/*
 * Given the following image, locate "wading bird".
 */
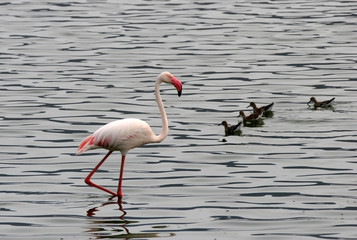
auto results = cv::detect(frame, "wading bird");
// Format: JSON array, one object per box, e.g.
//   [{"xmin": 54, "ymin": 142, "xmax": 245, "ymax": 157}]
[{"xmin": 77, "ymin": 72, "xmax": 182, "ymax": 199}]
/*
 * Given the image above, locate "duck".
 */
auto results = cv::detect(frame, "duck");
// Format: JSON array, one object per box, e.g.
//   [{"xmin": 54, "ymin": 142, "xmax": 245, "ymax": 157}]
[
  {"xmin": 238, "ymin": 110, "xmax": 264, "ymax": 127},
  {"xmin": 219, "ymin": 120, "xmax": 242, "ymax": 136},
  {"xmin": 238, "ymin": 110, "xmax": 263, "ymax": 122},
  {"xmin": 247, "ymin": 102, "xmax": 274, "ymax": 117},
  {"xmin": 307, "ymin": 97, "xmax": 335, "ymax": 108},
  {"xmin": 247, "ymin": 102, "xmax": 274, "ymax": 113}
]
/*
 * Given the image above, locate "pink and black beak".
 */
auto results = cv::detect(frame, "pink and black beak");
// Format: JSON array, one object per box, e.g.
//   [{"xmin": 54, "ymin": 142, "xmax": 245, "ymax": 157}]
[{"xmin": 171, "ymin": 76, "xmax": 182, "ymax": 97}]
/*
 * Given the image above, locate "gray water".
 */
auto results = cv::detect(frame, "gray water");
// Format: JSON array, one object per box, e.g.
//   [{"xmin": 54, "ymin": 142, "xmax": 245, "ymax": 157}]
[{"xmin": 1, "ymin": 1, "xmax": 357, "ymax": 239}]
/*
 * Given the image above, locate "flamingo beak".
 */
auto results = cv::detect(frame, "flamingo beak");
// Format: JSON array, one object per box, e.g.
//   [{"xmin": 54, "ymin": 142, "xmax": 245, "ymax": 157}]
[
  {"xmin": 178, "ymin": 87, "xmax": 182, "ymax": 97},
  {"xmin": 171, "ymin": 76, "xmax": 182, "ymax": 97}
]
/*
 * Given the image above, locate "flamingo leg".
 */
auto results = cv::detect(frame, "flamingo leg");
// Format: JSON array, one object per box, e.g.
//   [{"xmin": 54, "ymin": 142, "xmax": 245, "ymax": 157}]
[
  {"xmin": 117, "ymin": 155, "xmax": 126, "ymax": 199},
  {"xmin": 85, "ymin": 150, "xmax": 117, "ymax": 196}
]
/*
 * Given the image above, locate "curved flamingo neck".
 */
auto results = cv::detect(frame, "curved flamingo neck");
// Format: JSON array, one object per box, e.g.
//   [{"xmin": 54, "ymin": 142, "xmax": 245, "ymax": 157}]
[{"xmin": 151, "ymin": 78, "xmax": 169, "ymax": 143}]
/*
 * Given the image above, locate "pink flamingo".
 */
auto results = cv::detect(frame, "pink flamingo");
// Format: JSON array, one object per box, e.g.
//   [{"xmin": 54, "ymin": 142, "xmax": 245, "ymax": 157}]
[{"xmin": 77, "ymin": 72, "xmax": 182, "ymax": 199}]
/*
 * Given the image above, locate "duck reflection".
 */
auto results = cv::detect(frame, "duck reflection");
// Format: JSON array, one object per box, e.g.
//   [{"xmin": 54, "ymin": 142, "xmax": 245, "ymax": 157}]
[{"xmin": 86, "ymin": 198, "xmax": 174, "ymax": 239}]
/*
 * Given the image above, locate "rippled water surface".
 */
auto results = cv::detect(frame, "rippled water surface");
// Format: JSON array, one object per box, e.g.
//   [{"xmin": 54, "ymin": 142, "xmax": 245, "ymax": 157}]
[{"xmin": 1, "ymin": 1, "xmax": 357, "ymax": 239}]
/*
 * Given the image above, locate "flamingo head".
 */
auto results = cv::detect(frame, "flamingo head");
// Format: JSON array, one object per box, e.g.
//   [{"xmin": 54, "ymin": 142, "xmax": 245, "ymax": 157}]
[{"xmin": 159, "ymin": 72, "xmax": 182, "ymax": 97}]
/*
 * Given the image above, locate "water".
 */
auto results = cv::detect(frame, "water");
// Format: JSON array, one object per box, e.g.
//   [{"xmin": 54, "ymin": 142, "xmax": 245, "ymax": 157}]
[{"xmin": 1, "ymin": 0, "xmax": 357, "ymax": 239}]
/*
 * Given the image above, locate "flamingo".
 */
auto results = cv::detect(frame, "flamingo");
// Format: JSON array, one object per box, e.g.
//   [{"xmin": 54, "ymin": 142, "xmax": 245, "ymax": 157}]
[
  {"xmin": 76, "ymin": 72, "xmax": 182, "ymax": 199},
  {"xmin": 307, "ymin": 97, "xmax": 335, "ymax": 108}
]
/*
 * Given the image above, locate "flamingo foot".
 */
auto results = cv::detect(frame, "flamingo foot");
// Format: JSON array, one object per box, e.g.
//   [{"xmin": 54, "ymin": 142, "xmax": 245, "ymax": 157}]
[{"xmin": 84, "ymin": 177, "xmax": 117, "ymax": 196}]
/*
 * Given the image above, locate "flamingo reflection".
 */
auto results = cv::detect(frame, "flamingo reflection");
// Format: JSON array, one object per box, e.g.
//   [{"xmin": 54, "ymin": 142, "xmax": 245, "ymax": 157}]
[{"xmin": 86, "ymin": 199, "xmax": 131, "ymax": 236}]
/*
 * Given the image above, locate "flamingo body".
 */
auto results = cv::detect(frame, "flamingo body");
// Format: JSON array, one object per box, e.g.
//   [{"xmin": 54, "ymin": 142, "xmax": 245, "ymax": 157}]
[{"xmin": 77, "ymin": 118, "xmax": 156, "ymax": 156}]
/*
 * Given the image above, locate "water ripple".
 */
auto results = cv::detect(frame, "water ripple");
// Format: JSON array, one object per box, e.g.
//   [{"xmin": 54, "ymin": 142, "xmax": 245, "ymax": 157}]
[{"xmin": 1, "ymin": 0, "xmax": 357, "ymax": 239}]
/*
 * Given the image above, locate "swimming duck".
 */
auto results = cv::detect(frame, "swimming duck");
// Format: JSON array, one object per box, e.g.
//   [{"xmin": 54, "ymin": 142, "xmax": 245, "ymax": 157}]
[
  {"xmin": 238, "ymin": 110, "xmax": 264, "ymax": 127},
  {"xmin": 247, "ymin": 102, "xmax": 274, "ymax": 117},
  {"xmin": 219, "ymin": 120, "xmax": 242, "ymax": 136},
  {"xmin": 307, "ymin": 97, "xmax": 335, "ymax": 108},
  {"xmin": 238, "ymin": 110, "xmax": 263, "ymax": 122},
  {"xmin": 247, "ymin": 102, "xmax": 274, "ymax": 112}
]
